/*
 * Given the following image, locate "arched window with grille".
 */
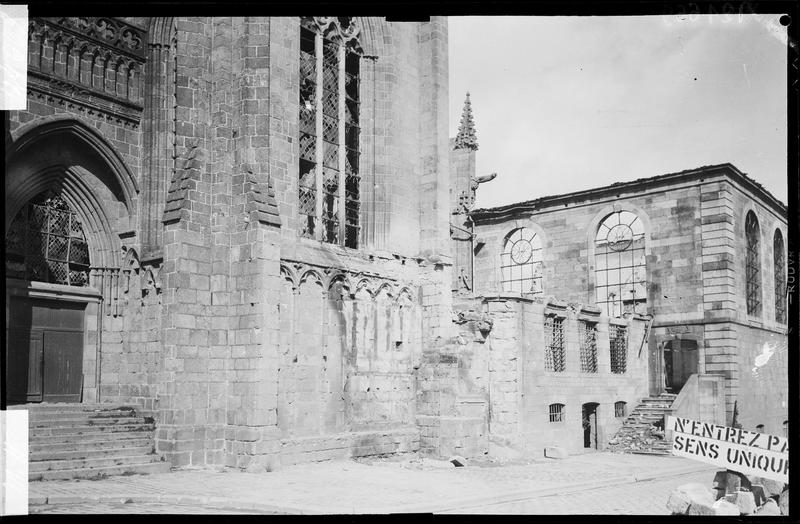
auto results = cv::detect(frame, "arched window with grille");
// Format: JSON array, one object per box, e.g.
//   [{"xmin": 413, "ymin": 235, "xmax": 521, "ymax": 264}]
[
  {"xmin": 548, "ymin": 403, "xmax": 565, "ymax": 423},
  {"xmin": 5, "ymin": 191, "xmax": 90, "ymax": 286},
  {"xmin": 298, "ymin": 17, "xmax": 362, "ymax": 248},
  {"xmin": 774, "ymin": 229, "xmax": 787, "ymax": 324},
  {"xmin": 614, "ymin": 401, "xmax": 627, "ymax": 418},
  {"xmin": 594, "ymin": 211, "xmax": 646, "ymax": 317},
  {"xmin": 500, "ymin": 227, "xmax": 543, "ymax": 294},
  {"xmin": 745, "ymin": 211, "xmax": 761, "ymax": 316}
]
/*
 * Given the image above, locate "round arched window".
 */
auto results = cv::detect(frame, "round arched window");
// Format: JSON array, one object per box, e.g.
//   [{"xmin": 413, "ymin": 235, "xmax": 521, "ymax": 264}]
[
  {"xmin": 501, "ymin": 227, "xmax": 543, "ymax": 294},
  {"xmin": 594, "ymin": 211, "xmax": 646, "ymax": 317},
  {"xmin": 5, "ymin": 191, "xmax": 90, "ymax": 286}
]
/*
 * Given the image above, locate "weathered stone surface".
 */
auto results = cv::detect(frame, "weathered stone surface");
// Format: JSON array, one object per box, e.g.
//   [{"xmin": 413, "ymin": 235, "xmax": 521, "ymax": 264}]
[
  {"xmin": 755, "ymin": 499, "xmax": 781, "ymax": 516},
  {"xmin": 750, "ymin": 484, "xmax": 768, "ymax": 506},
  {"xmin": 712, "ymin": 499, "xmax": 740, "ymax": 516},
  {"xmin": 544, "ymin": 446, "xmax": 568, "ymax": 459},
  {"xmin": 727, "ymin": 489, "xmax": 756, "ymax": 515},
  {"xmin": 687, "ymin": 500, "xmax": 716, "ymax": 515},
  {"xmin": 749, "ymin": 477, "xmax": 786, "ymax": 498},
  {"xmin": 667, "ymin": 483, "xmax": 715, "ymax": 515},
  {"xmin": 725, "ymin": 470, "xmax": 751, "ymax": 494},
  {"xmin": 778, "ymin": 489, "xmax": 789, "ymax": 516}
]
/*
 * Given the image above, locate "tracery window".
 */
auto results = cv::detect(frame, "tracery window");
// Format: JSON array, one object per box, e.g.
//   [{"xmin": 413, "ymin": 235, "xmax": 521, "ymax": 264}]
[
  {"xmin": 548, "ymin": 403, "xmax": 565, "ymax": 423},
  {"xmin": 609, "ymin": 324, "xmax": 627, "ymax": 374},
  {"xmin": 298, "ymin": 17, "xmax": 361, "ymax": 248},
  {"xmin": 774, "ymin": 229, "xmax": 786, "ymax": 324},
  {"xmin": 594, "ymin": 211, "xmax": 646, "ymax": 317},
  {"xmin": 544, "ymin": 315, "xmax": 565, "ymax": 372},
  {"xmin": 745, "ymin": 211, "xmax": 761, "ymax": 316},
  {"xmin": 5, "ymin": 191, "xmax": 90, "ymax": 286},
  {"xmin": 579, "ymin": 320, "xmax": 598, "ymax": 373},
  {"xmin": 501, "ymin": 227, "xmax": 543, "ymax": 294}
]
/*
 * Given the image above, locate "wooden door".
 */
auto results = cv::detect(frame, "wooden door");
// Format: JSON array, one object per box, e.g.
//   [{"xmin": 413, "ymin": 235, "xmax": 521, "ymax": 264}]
[
  {"xmin": 665, "ymin": 339, "xmax": 698, "ymax": 393},
  {"xmin": 6, "ymin": 297, "xmax": 85, "ymax": 404},
  {"xmin": 6, "ymin": 329, "xmax": 43, "ymax": 403},
  {"xmin": 42, "ymin": 331, "xmax": 83, "ymax": 403}
]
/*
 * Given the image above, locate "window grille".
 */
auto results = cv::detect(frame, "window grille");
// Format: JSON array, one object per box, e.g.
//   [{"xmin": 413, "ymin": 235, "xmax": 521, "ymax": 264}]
[
  {"xmin": 784, "ymin": 421, "xmax": 788, "ymax": 437},
  {"xmin": 579, "ymin": 320, "xmax": 598, "ymax": 373},
  {"xmin": 500, "ymin": 227, "xmax": 543, "ymax": 294},
  {"xmin": 544, "ymin": 315, "xmax": 565, "ymax": 372},
  {"xmin": 298, "ymin": 19, "xmax": 361, "ymax": 248},
  {"xmin": 594, "ymin": 211, "xmax": 646, "ymax": 317},
  {"xmin": 5, "ymin": 191, "xmax": 90, "ymax": 286},
  {"xmin": 609, "ymin": 324, "xmax": 627, "ymax": 374},
  {"xmin": 614, "ymin": 401, "xmax": 626, "ymax": 418},
  {"xmin": 745, "ymin": 211, "xmax": 761, "ymax": 316},
  {"xmin": 774, "ymin": 229, "xmax": 786, "ymax": 324},
  {"xmin": 549, "ymin": 403, "xmax": 564, "ymax": 423}
]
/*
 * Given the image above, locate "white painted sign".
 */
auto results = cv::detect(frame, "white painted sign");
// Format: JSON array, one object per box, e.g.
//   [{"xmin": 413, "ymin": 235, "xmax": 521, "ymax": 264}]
[{"xmin": 667, "ymin": 416, "xmax": 788, "ymax": 484}]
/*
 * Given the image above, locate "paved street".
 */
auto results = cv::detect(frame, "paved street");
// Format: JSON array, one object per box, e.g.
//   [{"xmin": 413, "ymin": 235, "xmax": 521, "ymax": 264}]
[
  {"xmin": 443, "ymin": 470, "xmax": 713, "ymax": 514},
  {"xmin": 26, "ymin": 451, "xmax": 717, "ymax": 515}
]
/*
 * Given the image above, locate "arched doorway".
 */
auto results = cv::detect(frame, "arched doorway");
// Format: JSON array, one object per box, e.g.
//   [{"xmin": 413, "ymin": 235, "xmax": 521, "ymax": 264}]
[
  {"xmin": 664, "ymin": 339, "xmax": 698, "ymax": 394},
  {"xmin": 6, "ymin": 191, "xmax": 91, "ymax": 403},
  {"xmin": 582, "ymin": 402, "xmax": 600, "ymax": 449}
]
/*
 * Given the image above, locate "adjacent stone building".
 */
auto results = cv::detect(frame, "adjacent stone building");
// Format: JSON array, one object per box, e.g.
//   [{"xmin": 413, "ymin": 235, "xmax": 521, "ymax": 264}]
[{"xmin": 467, "ymin": 163, "xmax": 789, "ymax": 438}]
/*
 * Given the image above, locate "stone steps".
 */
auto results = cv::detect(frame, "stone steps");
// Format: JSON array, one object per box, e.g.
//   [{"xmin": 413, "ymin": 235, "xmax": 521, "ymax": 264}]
[
  {"xmin": 31, "ymin": 437, "xmax": 153, "ymax": 453},
  {"xmin": 23, "ymin": 403, "xmax": 169, "ymax": 481},
  {"xmin": 30, "ymin": 461, "xmax": 171, "ymax": 481}
]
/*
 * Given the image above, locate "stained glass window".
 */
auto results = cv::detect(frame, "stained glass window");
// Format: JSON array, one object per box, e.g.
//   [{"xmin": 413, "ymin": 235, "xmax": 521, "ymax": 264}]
[
  {"xmin": 5, "ymin": 191, "xmax": 90, "ymax": 286},
  {"xmin": 594, "ymin": 211, "xmax": 646, "ymax": 317},
  {"xmin": 298, "ymin": 18, "xmax": 361, "ymax": 248},
  {"xmin": 501, "ymin": 227, "xmax": 543, "ymax": 294},
  {"xmin": 745, "ymin": 211, "xmax": 761, "ymax": 316},
  {"xmin": 774, "ymin": 229, "xmax": 786, "ymax": 324}
]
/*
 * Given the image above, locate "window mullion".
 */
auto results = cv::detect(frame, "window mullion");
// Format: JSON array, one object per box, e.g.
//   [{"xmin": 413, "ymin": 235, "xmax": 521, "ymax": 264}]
[
  {"xmin": 314, "ymin": 32, "xmax": 324, "ymax": 242},
  {"xmin": 337, "ymin": 44, "xmax": 346, "ymax": 245}
]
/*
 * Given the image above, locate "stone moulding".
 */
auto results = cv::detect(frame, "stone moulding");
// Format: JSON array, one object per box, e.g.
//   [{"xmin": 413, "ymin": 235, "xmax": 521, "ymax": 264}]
[
  {"xmin": 27, "ymin": 70, "xmax": 144, "ymax": 127},
  {"xmin": 41, "ymin": 17, "xmax": 147, "ymax": 60},
  {"xmin": 300, "ymin": 16, "xmax": 364, "ymax": 54},
  {"xmin": 280, "ymin": 259, "xmax": 415, "ymax": 300}
]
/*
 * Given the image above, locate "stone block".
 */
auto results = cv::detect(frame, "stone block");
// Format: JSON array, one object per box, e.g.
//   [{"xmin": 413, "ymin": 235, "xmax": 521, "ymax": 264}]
[
  {"xmin": 712, "ymin": 499, "xmax": 740, "ymax": 516},
  {"xmin": 725, "ymin": 490, "xmax": 756, "ymax": 515},
  {"xmin": 667, "ymin": 483, "xmax": 715, "ymax": 515},
  {"xmin": 543, "ymin": 446, "xmax": 568, "ymax": 459},
  {"xmin": 755, "ymin": 499, "xmax": 781, "ymax": 516},
  {"xmin": 449, "ymin": 455, "xmax": 467, "ymax": 467},
  {"xmin": 778, "ymin": 489, "xmax": 788, "ymax": 515},
  {"xmin": 749, "ymin": 477, "xmax": 785, "ymax": 498}
]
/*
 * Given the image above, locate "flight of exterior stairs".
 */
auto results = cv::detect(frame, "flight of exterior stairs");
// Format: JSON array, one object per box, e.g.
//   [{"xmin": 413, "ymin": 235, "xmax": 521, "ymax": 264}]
[
  {"xmin": 16, "ymin": 403, "xmax": 171, "ymax": 481},
  {"xmin": 607, "ymin": 393, "xmax": 677, "ymax": 455}
]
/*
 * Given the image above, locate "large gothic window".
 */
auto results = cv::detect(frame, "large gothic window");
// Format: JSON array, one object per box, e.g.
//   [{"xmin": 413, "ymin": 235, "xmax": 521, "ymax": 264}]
[
  {"xmin": 5, "ymin": 191, "xmax": 90, "ymax": 286},
  {"xmin": 745, "ymin": 211, "xmax": 761, "ymax": 316},
  {"xmin": 500, "ymin": 227, "xmax": 543, "ymax": 294},
  {"xmin": 594, "ymin": 211, "xmax": 646, "ymax": 317},
  {"xmin": 774, "ymin": 229, "xmax": 786, "ymax": 324},
  {"xmin": 298, "ymin": 17, "xmax": 361, "ymax": 248}
]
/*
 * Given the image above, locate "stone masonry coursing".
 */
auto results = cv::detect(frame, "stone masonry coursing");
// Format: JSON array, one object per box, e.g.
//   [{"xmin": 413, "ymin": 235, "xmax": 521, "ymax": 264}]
[
  {"xmin": 469, "ymin": 165, "xmax": 788, "ymax": 436},
  {"xmin": 4, "ymin": 16, "xmax": 455, "ymax": 470}
]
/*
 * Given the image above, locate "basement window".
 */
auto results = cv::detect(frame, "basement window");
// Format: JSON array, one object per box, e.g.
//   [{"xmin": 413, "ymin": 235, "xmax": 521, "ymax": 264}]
[
  {"xmin": 548, "ymin": 403, "xmax": 565, "ymax": 423},
  {"xmin": 614, "ymin": 401, "xmax": 626, "ymax": 418}
]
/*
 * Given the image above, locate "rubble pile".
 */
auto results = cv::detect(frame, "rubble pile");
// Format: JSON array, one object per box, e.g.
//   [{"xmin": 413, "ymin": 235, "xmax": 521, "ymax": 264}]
[
  {"xmin": 668, "ymin": 470, "xmax": 789, "ymax": 516},
  {"xmin": 607, "ymin": 394, "xmax": 675, "ymax": 455}
]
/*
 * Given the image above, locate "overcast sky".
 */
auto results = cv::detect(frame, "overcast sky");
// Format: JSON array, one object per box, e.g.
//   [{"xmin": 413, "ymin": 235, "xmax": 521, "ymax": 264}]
[{"xmin": 448, "ymin": 15, "xmax": 788, "ymax": 209}]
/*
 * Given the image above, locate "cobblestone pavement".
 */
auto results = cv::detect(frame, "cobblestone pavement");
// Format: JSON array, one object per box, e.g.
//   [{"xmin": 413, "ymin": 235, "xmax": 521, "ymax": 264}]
[
  {"xmin": 441, "ymin": 470, "xmax": 714, "ymax": 514},
  {"xmin": 27, "ymin": 451, "xmax": 716, "ymax": 514}
]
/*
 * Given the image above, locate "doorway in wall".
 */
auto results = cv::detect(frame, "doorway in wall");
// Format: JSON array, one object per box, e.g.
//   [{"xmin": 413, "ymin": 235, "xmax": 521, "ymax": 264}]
[
  {"xmin": 664, "ymin": 339, "xmax": 698, "ymax": 394},
  {"xmin": 582, "ymin": 402, "xmax": 600, "ymax": 449}
]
